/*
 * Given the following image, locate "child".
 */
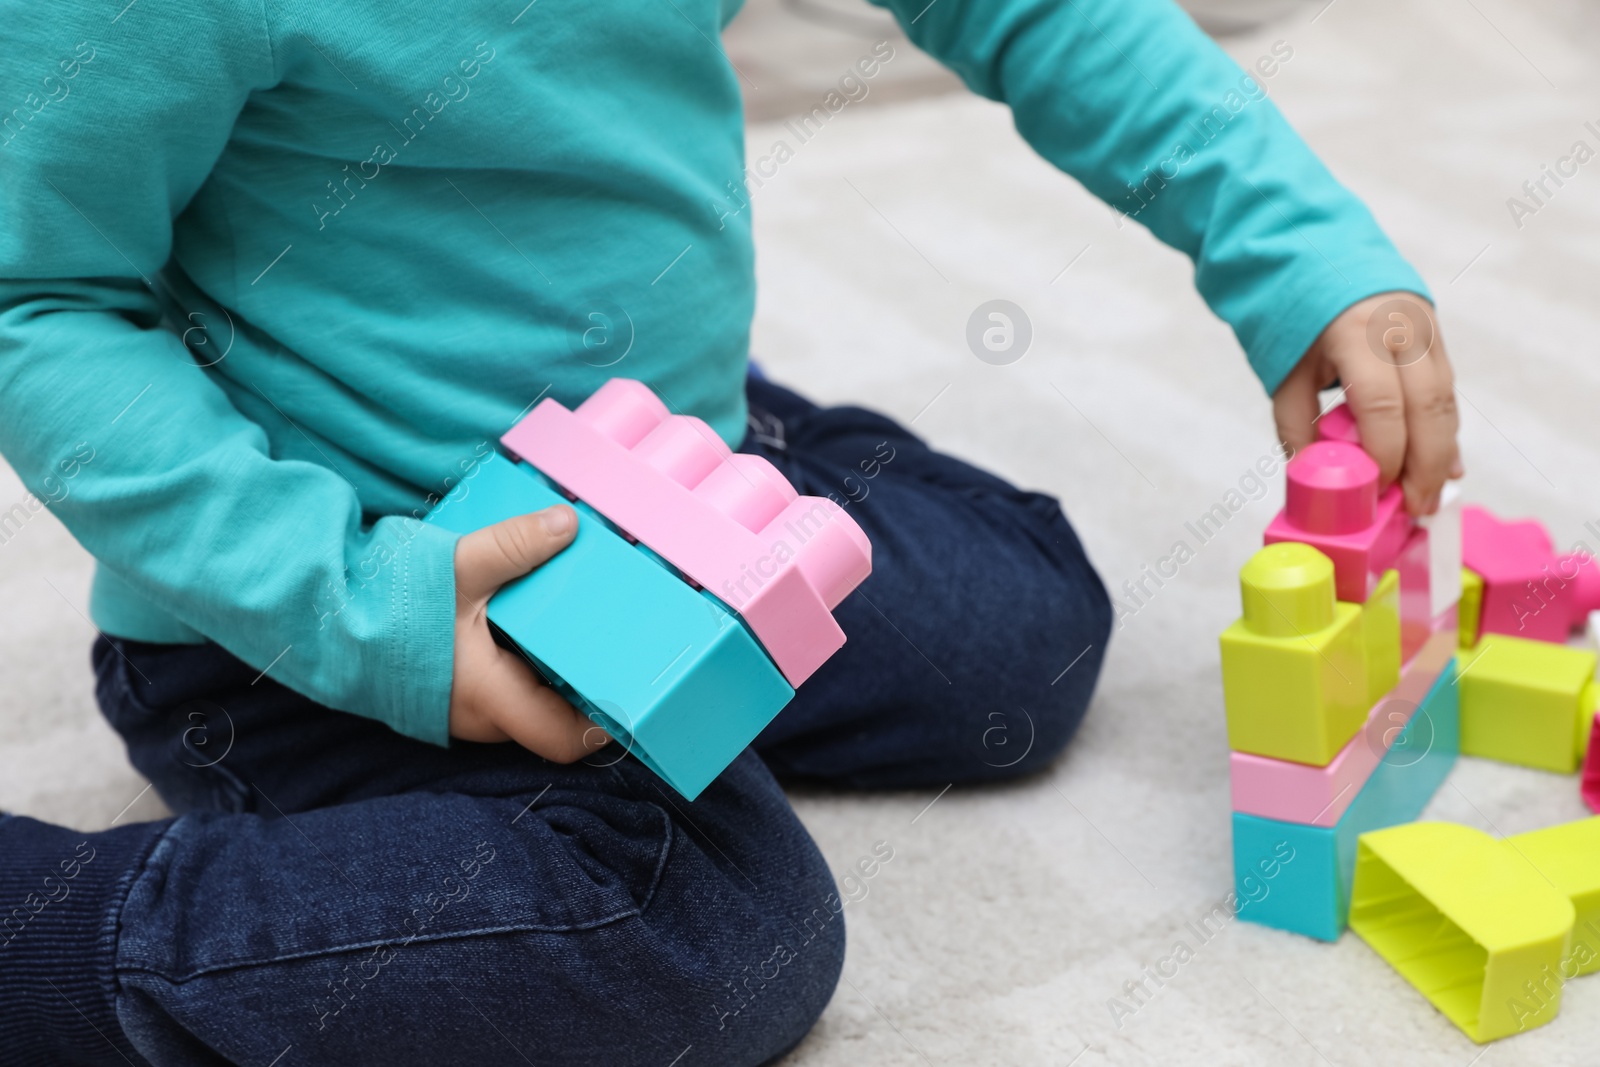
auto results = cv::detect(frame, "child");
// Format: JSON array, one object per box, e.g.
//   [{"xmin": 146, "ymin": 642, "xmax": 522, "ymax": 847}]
[{"xmin": 0, "ymin": 0, "xmax": 1458, "ymax": 1063}]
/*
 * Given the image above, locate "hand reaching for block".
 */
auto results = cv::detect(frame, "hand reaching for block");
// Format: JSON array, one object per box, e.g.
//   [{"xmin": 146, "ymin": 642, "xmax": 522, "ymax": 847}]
[{"xmin": 1272, "ymin": 292, "xmax": 1463, "ymax": 518}]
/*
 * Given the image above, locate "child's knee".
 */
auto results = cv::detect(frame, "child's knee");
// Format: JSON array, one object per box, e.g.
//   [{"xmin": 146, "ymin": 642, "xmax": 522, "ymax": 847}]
[{"xmin": 972, "ymin": 526, "xmax": 1113, "ymax": 779}]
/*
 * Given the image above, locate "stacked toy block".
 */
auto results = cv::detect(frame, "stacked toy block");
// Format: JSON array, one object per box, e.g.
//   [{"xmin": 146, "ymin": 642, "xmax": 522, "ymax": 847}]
[
  {"xmin": 1226, "ymin": 425, "xmax": 1461, "ymax": 942},
  {"xmin": 426, "ymin": 378, "xmax": 871, "ymax": 800},
  {"xmin": 1225, "ymin": 406, "xmax": 1600, "ymax": 1042}
]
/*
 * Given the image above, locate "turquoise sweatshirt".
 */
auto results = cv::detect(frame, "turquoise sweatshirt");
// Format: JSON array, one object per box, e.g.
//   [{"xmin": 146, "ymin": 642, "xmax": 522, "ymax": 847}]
[{"xmin": 0, "ymin": 0, "xmax": 1427, "ymax": 744}]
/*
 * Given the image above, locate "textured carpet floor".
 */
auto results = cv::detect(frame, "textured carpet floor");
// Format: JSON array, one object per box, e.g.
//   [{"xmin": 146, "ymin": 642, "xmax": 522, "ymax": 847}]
[{"xmin": 5, "ymin": 1, "xmax": 1600, "ymax": 1063}]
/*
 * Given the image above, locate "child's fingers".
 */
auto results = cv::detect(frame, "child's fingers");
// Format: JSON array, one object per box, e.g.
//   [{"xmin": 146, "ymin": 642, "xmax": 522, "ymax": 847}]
[
  {"xmin": 1271, "ymin": 350, "xmax": 1326, "ymax": 456},
  {"xmin": 1330, "ymin": 309, "xmax": 1408, "ymax": 490},
  {"xmin": 479, "ymin": 643, "xmax": 605, "ymax": 763},
  {"xmin": 1397, "ymin": 329, "xmax": 1460, "ymax": 516},
  {"xmin": 454, "ymin": 505, "xmax": 577, "ymax": 603}
]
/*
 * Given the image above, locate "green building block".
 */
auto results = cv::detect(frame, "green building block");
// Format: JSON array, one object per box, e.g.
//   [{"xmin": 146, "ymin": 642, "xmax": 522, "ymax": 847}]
[
  {"xmin": 1506, "ymin": 817, "xmax": 1600, "ymax": 978},
  {"xmin": 1460, "ymin": 567, "xmax": 1483, "ymax": 650},
  {"xmin": 1350, "ymin": 822, "xmax": 1575, "ymax": 1043},
  {"xmin": 1458, "ymin": 633, "xmax": 1598, "ymax": 773},
  {"xmin": 1363, "ymin": 568, "xmax": 1402, "ymax": 706},
  {"xmin": 1221, "ymin": 543, "xmax": 1368, "ymax": 766}
]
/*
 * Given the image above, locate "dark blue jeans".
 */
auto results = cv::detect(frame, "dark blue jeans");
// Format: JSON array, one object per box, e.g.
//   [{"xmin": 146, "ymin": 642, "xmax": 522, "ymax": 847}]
[{"xmin": 0, "ymin": 378, "xmax": 1111, "ymax": 1066}]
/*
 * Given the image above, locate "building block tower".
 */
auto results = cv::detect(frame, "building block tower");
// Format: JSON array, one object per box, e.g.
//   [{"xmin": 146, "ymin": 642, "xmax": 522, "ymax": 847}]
[
  {"xmin": 426, "ymin": 378, "xmax": 871, "ymax": 800},
  {"xmin": 1231, "ymin": 405, "xmax": 1600, "ymax": 1043},
  {"xmin": 1227, "ymin": 409, "xmax": 1460, "ymax": 942}
]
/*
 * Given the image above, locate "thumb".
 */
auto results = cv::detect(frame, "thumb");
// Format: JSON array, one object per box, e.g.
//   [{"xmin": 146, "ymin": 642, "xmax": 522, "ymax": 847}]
[
  {"xmin": 1271, "ymin": 352, "xmax": 1325, "ymax": 458},
  {"xmin": 455, "ymin": 505, "xmax": 577, "ymax": 603}
]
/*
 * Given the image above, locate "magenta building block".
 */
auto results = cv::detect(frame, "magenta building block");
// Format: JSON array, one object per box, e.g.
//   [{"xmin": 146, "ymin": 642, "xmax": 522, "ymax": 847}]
[
  {"xmin": 1314, "ymin": 402, "xmax": 1361, "ymax": 446},
  {"xmin": 1585, "ymin": 717, "xmax": 1600, "ymax": 815},
  {"xmin": 1463, "ymin": 505, "xmax": 1600, "ymax": 642},
  {"xmin": 501, "ymin": 379, "xmax": 872, "ymax": 686},
  {"xmin": 1263, "ymin": 441, "xmax": 1412, "ymax": 603},
  {"xmin": 1231, "ymin": 620, "xmax": 1455, "ymax": 827}
]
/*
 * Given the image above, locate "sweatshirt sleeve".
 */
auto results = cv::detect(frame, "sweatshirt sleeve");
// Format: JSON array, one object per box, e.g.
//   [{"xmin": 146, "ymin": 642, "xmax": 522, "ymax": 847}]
[
  {"xmin": 0, "ymin": 4, "xmax": 459, "ymax": 744},
  {"xmin": 869, "ymin": 0, "xmax": 1430, "ymax": 393}
]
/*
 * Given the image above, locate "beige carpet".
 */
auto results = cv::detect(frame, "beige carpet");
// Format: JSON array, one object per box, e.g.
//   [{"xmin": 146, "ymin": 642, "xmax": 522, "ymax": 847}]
[{"xmin": 6, "ymin": 1, "xmax": 1600, "ymax": 1063}]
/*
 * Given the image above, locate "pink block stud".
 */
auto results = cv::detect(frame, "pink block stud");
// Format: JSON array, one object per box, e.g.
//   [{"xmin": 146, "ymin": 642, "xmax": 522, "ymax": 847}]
[
  {"xmin": 693, "ymin": 454, "xmax": 797, "ymax": 533},
  {"xmin": 1463, "ymin": 506, "xmax": 1597, "ymax": 642},
  {"xmin": 501, "ymin": 381, "xmax": 872, "ymax": 686},
  {"xmin": 634, "ymin": 415, "xmax": 732, "ymax": 489},
  {"xmin": 1314, "ymin": 402, "xmax": 1361, "ymax": 446},
  {"xmin": 760, "ymin": 497, "xmax": 873, "ymax": 611},
  {"xmin": 575, "ymin": 378, "xmax": 670, "ymax": 448},
  {"xmin": 1264, "ymin": 441, "xmax": 1411, "ymax": 603},
  {"xmin": 1230, "ymin": 623, "xmax": 1456, "ymax": 826}
]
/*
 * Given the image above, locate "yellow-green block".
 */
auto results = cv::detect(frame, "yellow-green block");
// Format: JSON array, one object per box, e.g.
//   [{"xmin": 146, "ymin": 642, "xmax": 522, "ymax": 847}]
[
  {"xmin": 1458, "ymin": 634, "xmax": 1598, "ymax": 773},
  {"xmin": 1507, "ymin": 817, "xmax": 1600, "ymax": 978},
  {"xmin": 1221, "ymin": 543, "xmax": 1367, "ymax": 766},
  {"xmin": 1363, "ymin": 569, "xmax": 1402, "ymax": 706},
  {"xmin": 1351, "ymin": 822, "xmax": 1575, "ymax": 1043},
  {"xmin": 1460, "ymin": 567, "xmax": 1484, "ymax": 650}
]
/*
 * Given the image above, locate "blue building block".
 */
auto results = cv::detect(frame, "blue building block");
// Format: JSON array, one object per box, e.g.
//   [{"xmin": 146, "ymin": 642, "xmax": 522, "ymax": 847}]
[
  {"xmin": 425, "ymin": 452, "xmax": 794, "ymax": 800},
  {"xmin": 1232, "ymin": 658, "xmax": 1459, "ymax": 941}
]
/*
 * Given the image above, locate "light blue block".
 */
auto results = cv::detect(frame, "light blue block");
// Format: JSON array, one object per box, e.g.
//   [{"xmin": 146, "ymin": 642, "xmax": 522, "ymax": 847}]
[
  {"xmin": 425, "ymin": 452, "xmax": 794, "ymax": 799},
  {"xmin": 1233, "ymin": 657, "xmax": 1459, "ymax": 941}
]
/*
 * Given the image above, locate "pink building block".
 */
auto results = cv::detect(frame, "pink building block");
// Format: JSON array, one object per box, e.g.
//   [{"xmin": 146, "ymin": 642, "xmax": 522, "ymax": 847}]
[
  {"xmin": 1585, "ymin": 717, "xmax": 1600, "ymax": 815},
  {"xmin": 1231, "ymin": 621, "xmax": 1456, "ymax": 826},
  {"xmin": 1462, "ymin": 506, "xmax": 1600, "ymax": 643},
  {"xmin": 500, "ymin": 379, "xmax": 872, "ymax": 686},
  {"xmin": 1264, "ymin": 441, "xmax": 1411, "ymax": 603},
  {"xmin": 1314, "ymin": 402, "xmax": 1361, "ymax": 446}
]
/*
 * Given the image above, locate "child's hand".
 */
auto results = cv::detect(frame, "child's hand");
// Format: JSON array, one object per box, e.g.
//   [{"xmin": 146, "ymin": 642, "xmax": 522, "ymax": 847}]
[
  {"xmin": 1273, "ymin": 292, "xmax": 1463, "ymax": 517},
  {"xmin": 448, "ymin": 505, "xmax": 609, "ymax": 762}
]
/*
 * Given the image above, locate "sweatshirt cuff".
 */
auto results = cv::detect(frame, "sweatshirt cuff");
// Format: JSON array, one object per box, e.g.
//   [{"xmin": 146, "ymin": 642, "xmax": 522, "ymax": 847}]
[
  {"xmin": 376, "ymin": 517, "xmax": 459, "ymax": 747},
  {"xmin": 1244, "ymin": 255, "xmax": 1433, "ymax": 397}
]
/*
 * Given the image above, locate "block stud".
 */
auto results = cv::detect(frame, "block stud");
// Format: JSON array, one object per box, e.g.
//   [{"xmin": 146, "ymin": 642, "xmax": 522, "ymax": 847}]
[
  {"xmin": 1240, "ymin": 542, "xmax": 1337, "ymax": 637},
  {"xmin": 761, "ymin": 497, "xmax": 872, "ymax": 610},
  {"xmin": 574, "ymin": 378, "xmax": 670, "ymax": 448},
  {"xmin": 633, "ymin": 415, "xmax": 732, "ymax": 489},
  {"xmin": 1314, "ymin": 402, "xmax": 1361, "ymax": 446},
  {"xmin": 1286, "ymin": 441, "xmax": 1379, "ymax": 535},
  {"xmin": 694, "ymin": 454, "xmax": 798, "ymax": 533}
]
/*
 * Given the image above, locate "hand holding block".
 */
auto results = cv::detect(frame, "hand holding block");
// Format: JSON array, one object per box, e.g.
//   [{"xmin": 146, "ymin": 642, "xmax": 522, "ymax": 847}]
[
  {"xmin": 1221, "ymin": 542, "xmax": 1368, "ymax": 765},
  {"xmin": 500, "ymin": 379, "xmax": 871, "ymax": 685},
  {"xmin": 1307, "ymin": 406, "xmax": 1459, "ymax": 625},
  {"xmin": 425, "ymin": 452, "xmax": 794, "ymax": 800},
  {"xmin": 1263, "ymin": 441, "xmax": 1410, "ymax": 603},
  {"xmin": 1463, "ymin": 506, "xmax": 1600, "ymax": 642},
  {"xmin": 1350, "ymin": 822, "xmax": 1575, "ymax": 1043},
  {"xmin": 1457, "ymin": 633, "xmax": 1599, "ymax": 773}
]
